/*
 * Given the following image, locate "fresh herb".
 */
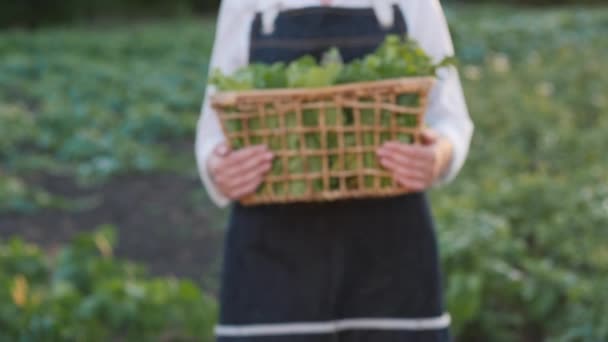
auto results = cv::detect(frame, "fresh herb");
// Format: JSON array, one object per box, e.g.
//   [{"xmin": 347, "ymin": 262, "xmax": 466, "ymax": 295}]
[{"xmin": 210, "ymin": 35, "xmax": 456, "ymax": 196}]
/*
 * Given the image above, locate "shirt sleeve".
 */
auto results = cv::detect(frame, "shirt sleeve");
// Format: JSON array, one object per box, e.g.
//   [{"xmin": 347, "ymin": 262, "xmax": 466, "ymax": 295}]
[
  {"xmin": 400, "ymin": 0, "xmax": 474, "ymax": 186},
  {"xmin": 194, "ymin": 1, "xmax": 254, "ymax": 208}
]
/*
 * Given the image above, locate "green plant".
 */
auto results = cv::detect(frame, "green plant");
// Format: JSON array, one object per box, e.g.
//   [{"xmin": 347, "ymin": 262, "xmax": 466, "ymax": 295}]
[
  {"xmin": 0, "ymin": 227, "xmax": 217, "ymax": 341},
  {"xmin": 0, "ymin": 20, "xmax": 215, "ymax": 213},
  {"xmin": 210, "ymin": 35, "xmax": 449, "ymax": 197},
  {"xmin": 434, "ymin": 6, "xmax": 608, "ymax": 341},
  {"xmin": 210, "ymin": 35, "xmax": 454, "ymax": 91}
]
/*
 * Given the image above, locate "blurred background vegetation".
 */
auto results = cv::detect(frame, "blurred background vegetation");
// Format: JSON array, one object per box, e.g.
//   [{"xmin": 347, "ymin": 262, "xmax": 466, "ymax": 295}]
[
  {"xmin": 0, "ymin": 0, "xmax": 605, "ymax": 28},
  {"xmin": 1, "ymin": 0, "xmax": 607, "ymax": 341}
]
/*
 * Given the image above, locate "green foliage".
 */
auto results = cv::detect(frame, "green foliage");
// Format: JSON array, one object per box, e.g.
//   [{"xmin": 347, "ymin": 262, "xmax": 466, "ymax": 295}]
[
  {"xmin": 0, "ymin": 0, "xmax": 221, "ymax": 29},
  {"xmin": 434, "ymin": 6, "xmax": 608, "ymax": 341},
  {"xmin": 1, "ymin": 5, "xmax": 608, "ymax": 340},
  {"xmin": 0, "ymin": 20, "xmax": 215, "ymax": 213},
  {"xmin": 337, "ymin": 35, "xmax": 447, "ymax": 83},
  {"xmin": 210, "ymin": 35, "xmax": 453, "ymax": 91},
  {"xmin": 0, "ymin": 227, "xmax": 217, "ymax": 341},
  {"xmin": 3, "ymin": 1, "xmax": 604, "ymax": 30},
  {"xmin": 0, "ymin": 174, "xmax": 71, "ymax": 214}
]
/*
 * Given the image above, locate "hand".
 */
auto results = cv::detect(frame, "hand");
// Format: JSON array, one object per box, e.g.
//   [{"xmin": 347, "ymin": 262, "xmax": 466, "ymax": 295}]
[
  {"xmin": 376, "ymin": 128, "xmax": 453, "ymax": 192},
  {"xmin": 207, "ymin": 142, "xmax": 274, "ymax": 200}
]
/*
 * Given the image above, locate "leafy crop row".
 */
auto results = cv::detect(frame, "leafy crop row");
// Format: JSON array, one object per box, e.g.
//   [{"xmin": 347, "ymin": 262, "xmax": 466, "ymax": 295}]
[
  {"xmin": 436, "ymin": 7, "xmax": 608, "ymax": 341},
  {"xmin": 0, "ymin": 21, "xmax": 215, "ymax": 213},
  {"xmin": 0, "ymin": 228, "xmax": 217, "ymax": 341}
]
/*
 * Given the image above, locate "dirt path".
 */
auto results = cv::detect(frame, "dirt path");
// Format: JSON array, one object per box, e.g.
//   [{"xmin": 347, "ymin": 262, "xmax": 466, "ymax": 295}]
[{"xmin": 0, "ymin": 173, "xmax": 226, "ymax": 294}]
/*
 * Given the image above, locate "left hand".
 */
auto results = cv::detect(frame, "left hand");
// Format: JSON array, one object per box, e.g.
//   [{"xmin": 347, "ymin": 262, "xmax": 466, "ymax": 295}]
[{"xmin": 377, "ymin": 128, "xmax": 454, "ymax": 192}]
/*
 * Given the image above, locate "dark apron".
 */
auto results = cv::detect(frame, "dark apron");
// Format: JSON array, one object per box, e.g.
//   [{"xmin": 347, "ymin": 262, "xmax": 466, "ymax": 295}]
[{"xmin": 216, "ymin": 5, "xmax": 450, "ymax": 342}]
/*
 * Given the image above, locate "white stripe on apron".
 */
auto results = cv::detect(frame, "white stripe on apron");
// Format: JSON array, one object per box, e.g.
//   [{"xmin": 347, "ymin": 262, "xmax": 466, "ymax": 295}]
[{"xmin": 216, "ymin": 313, "xmax": 451, "ymax": 337}]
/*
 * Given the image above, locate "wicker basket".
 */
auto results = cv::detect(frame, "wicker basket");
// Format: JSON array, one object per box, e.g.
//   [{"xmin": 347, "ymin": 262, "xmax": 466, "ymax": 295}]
[{"xmin": 211, "ymin": 76, "xmax": 436, "ymax": 206}]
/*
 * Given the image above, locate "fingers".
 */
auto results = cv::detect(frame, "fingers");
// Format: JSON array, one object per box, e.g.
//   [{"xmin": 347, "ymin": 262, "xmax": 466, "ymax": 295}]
[
  {"xmin": 213, "ymin": 142, "xmax": 231, "ymax": 157},
  {"xmin": 377, "ymin": 143, "xmax": 434, "ymax": 173},
  {"xmin": 211, "ymin": 144, "xmax": 275, "ymax": 200},
  {"xmin": 212, "ymin": 135, "xmax": 441, "ymax": 198},
  {"xmin": 420, "ymin": 128, "xmax": 440, "ymax": 146},
  {"xmin": 222, "ymin": 148, "xmax": 273, "ymax": 180},
  {"xmin": 379, "ymin": 141, "xmax": 436, "ymax": 164},
  {"xmin": 229, "ymin": 174, "xmax": 264, "ymax": 199},
  {"xmin": 378, "ymin": 157, "xmax": 428, "ymax": 182},
  {"xmin": 395, "ymin": 177, "xmax": 427, "ymax": 192},
  {"xmin": 376, "ymin": 141, "xmax": 437, "ymax": 192},
  {"xmin": 224, "ymin": 162, "xmax": 272, "ymax": 195},
  {"xmin": 377, "ymin": 149, "xmax": 428, "ymax": 172},
  {"xmin": 379, "ymin": 156, "xmax": 431, "ymax": 191},
  {"xmin": 222, "ymin": 145, "xmax": 270, "ymax": 169}
]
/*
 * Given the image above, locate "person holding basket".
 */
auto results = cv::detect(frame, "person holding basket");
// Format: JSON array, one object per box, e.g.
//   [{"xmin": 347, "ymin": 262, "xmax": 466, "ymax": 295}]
[{"xmin": 195, "ymin": 0, "xmax": 473, "ymax": 341}]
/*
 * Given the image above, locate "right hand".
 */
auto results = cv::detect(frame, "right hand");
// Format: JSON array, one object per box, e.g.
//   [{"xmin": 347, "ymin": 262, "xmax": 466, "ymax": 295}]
[{"xmin": 207, "ymin": 142, "xmax": 274, "ymax": 200}]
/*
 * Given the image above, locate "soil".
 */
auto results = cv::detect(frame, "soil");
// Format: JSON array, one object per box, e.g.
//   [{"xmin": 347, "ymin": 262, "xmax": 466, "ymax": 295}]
[{"xmin": 0, "ymin": 173, "xmax": 227, "ymax": 294}]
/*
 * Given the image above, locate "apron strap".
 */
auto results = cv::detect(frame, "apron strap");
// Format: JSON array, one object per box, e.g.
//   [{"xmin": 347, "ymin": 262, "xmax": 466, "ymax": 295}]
[
  {"xmin": 257, "ymin": 0, "xmax": 399, "ymax": 35},
  {"xmin": 257, "ymin": 0, "xmax": 283, "ymax": 35},
  {"xmin": 373, "ymin": 0, "xmax": 400, "ymax": 29}
]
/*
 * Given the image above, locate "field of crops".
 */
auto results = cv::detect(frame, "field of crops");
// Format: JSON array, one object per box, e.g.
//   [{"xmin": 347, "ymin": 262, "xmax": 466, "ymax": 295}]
[{"xmin": 1, "ymin": 5, "xmax": 607, "ymax": 341}]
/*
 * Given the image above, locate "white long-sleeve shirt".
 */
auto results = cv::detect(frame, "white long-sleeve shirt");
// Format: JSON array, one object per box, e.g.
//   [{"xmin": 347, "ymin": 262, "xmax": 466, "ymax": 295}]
[{"xmin": 195, "ymin": 0, "xmax": 474, "ymax": 208}]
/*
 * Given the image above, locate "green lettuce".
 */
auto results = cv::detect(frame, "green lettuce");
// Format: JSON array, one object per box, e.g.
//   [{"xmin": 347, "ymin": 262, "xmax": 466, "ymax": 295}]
[{"xmin": 209, "ymin": 35, "xmax": 455, "ymax": 198}]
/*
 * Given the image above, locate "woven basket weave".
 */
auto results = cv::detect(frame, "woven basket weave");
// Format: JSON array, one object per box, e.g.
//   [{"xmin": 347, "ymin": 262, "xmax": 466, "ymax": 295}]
[{"xmin": 211, "ymin": 76, "xmax": 436, "ymax": 206}]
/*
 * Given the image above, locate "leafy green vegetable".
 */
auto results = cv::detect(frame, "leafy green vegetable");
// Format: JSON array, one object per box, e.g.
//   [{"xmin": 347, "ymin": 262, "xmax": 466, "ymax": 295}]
[
  {"xmin": 287, "ymin": 55, "xmax": 342, "ymax": 88},
  {"xmin": 210, "ymin": 62, "xmax": 288, "ymax": 92},
  {"xmin": 210, "ymin": 35, "xmax": 455, "ymax": 197},
  {"xmin": 210, "ymin": 35, "xmax": 453, "ymax": 91}
]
